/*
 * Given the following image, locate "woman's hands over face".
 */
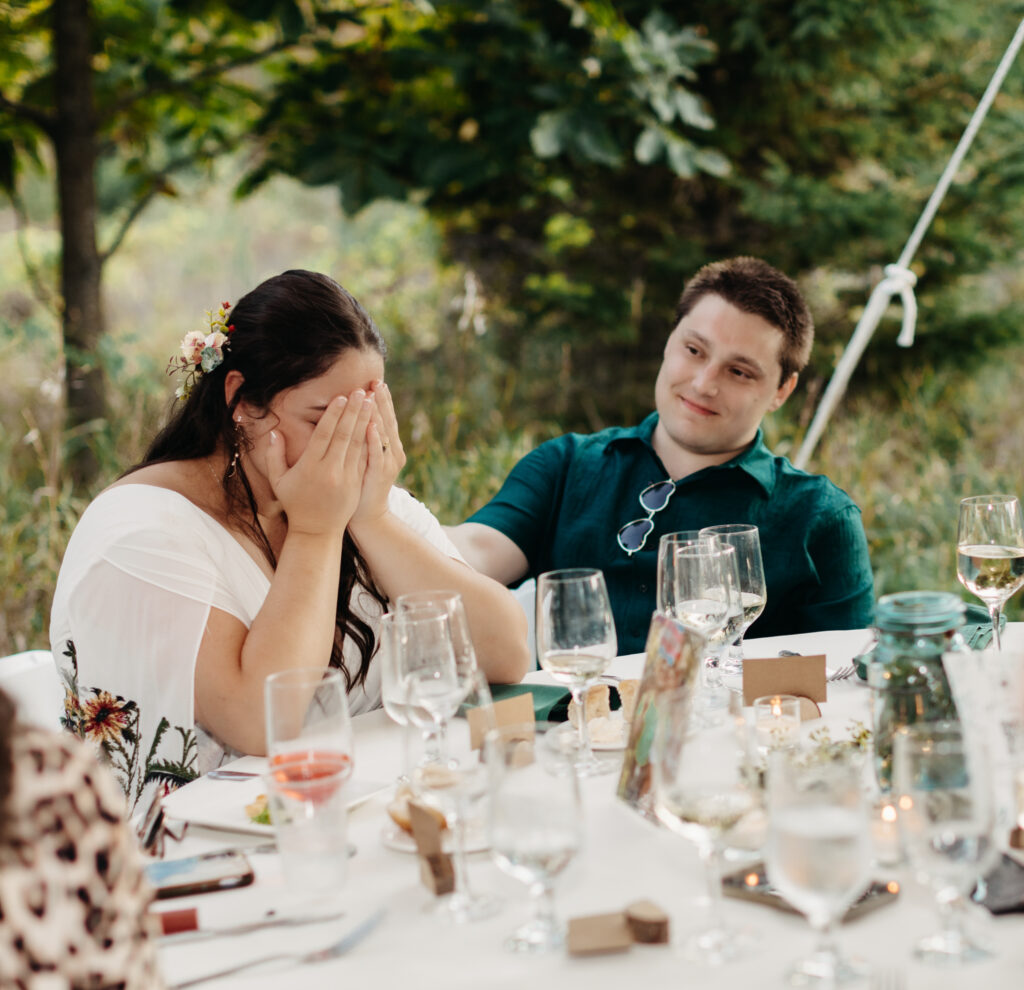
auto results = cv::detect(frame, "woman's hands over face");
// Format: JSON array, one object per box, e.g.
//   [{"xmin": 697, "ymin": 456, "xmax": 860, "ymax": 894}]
[
  {"xmin": 265, "ymin": 389, "xmax": 375, "ymax": 539},
  {"xmin": 350, "ymin": 380, "xmax": 406, "ymax": 528}
]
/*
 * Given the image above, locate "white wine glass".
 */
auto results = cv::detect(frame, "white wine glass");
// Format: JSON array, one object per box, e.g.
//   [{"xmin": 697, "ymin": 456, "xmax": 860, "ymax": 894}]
[
  {"xmin": 700, "ymin": 523, "xmax": 766, "ymax": 676},
  {"xmin": 650, "ymin": 686, "xmax": 759, "ymax": 964},
  {"xmin": 535, "ymin": 568, "xmax": 618, "ymax": 776},
  {"xmin": 485, "ymin": 721, "xmax": 582, "ymax": 953},
  {"xmin": 956, "ymin": 494, "xmax": 1024, "ymax": 650},
  {"xmin": 894, "ymin": 721, "xmax": 998, "ymax": 965},
  {"xmin": 663, "ymin": 543, "xmax": 742, "ymax": 719},
  {"xmin": 765, "ymin": 748, "xmax": 872, "ymax": 985}
]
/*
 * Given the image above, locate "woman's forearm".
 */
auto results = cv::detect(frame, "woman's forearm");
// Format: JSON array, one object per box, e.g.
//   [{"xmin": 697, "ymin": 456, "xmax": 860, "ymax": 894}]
[
  {"xmin": 350, "ymin": 513, "xmax": 530, "ymax": 684},
  {"xmin": 195, "ymin": 531, "xmax": 344, "ymax": 753}
]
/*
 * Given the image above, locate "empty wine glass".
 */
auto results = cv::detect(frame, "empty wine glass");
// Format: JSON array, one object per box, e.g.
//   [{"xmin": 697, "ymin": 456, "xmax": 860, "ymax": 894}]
[
  {"xmin": 699, "ymin": 524, "xmax": 766, "ymax": 676},
  {"xmin": 956, "ymin": 495, "xmax": 1024, "ymax": 650},
  {"xmin": 765, "ymin": 748, "xmax": 872, "ymax": 985},
  {"xmin": 406, "ymin": 669, "xmax": 502, "ymax": 924},
  {"xmin": 485, "ymin": 721, "xmax": 582, "ymax": 952},
  {"xmin": 651, "ymin": 686, "xmax": 759, "ymax": 963},
  {"xmin": 894, "ymin": 721, "xmax": 998, "ymax": 965},
  {"xmin": 535, "ymin": 568, "xmax": 617, "ymax": 776},
  {"xmin": 389, "ymin": 606, "xmax": 461, "ymax": 764}
]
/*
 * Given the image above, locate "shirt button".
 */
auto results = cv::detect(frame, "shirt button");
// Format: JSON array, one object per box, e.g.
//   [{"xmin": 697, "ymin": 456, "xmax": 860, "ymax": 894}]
[{"xmin": 639, "ymin": 584, "xmax": 648, "ymax": 593}]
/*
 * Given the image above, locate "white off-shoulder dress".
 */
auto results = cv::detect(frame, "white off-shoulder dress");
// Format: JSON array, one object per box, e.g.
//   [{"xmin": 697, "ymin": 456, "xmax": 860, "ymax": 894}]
[{"xmin": 49, "ymin": 483, "xmax": 463, "ymax": 810}]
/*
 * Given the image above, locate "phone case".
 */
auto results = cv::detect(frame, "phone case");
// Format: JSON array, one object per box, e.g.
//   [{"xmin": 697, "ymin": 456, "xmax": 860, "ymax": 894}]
[
  {"xmin": 145, "ymin": 851, "xmax": 254, "ymax": 899},
  {"xmin": 721, "ymin": 863, "xmax": 898, "ymax": 921}
]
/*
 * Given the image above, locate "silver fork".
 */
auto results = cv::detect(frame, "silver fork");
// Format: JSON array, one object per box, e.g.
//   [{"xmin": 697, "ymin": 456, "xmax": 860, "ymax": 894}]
[
  {"xmin": 170, "ymin": 906, "xmax": 386, "ymax": 988},
  {"xmin": 828, "ymin": 664, "xmax": 856, "ymax": 682}
]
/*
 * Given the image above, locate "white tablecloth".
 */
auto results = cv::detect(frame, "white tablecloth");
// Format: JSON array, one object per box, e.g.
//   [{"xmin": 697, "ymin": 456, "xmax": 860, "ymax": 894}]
[{"xmin": 158, "ymin": 626, "xmax": 1024, "ymax": 989}]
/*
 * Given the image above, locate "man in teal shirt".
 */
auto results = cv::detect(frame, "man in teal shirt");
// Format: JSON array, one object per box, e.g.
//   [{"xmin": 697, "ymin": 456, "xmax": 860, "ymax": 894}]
[{"xmin": 446, "ymin": 257, "xmax": 874, "ymax": 654}]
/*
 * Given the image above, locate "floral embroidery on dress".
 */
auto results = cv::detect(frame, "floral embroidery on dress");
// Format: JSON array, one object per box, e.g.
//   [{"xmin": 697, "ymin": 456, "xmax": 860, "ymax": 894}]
[{"xmin": 59, "ymin": 639, "xmax": 199, "ymax": 807}]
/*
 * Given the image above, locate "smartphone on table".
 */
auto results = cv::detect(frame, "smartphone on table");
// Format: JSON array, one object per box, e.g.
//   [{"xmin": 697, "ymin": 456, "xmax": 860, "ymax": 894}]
[{"xmin": 145, "ymin": 851, "xmax": 254, "ymax": 900}]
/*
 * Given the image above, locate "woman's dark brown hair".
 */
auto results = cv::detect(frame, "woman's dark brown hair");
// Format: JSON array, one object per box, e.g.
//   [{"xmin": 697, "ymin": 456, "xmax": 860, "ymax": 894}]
[{"xmin": 135, "ymin": 270, "xmax": 389, "ymax": 690}]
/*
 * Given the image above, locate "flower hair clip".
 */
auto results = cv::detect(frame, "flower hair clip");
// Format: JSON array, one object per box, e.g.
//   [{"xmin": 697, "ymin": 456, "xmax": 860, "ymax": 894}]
[{"xmin": 168, "ymin": 302, "xmax": 235, "ymax": 400}]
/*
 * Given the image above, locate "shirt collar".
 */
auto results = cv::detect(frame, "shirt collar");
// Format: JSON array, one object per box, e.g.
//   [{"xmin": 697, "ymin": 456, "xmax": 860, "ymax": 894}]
[{"xmin": 607, "ymin": 413, "xmax": 776, "ymax": 497}]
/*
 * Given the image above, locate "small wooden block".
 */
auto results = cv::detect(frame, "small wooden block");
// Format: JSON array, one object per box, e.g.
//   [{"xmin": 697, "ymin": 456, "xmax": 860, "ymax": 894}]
[
  {"xmin": 797, "ymin": 696, "xmax": 822, "ymax": 721},
  {"xmin": 624, "ymin": 899, "xmax": 670, "ymax": 944},
  {"xmin": 567, "ymin": 911, "xmax": 633, "ymax": 956},
  {"xmin": 419, "ymin": 852, "xmax": 455, "ymax": 896},
  {"xmin": 1010, "ymin": 826, "xmax": 1024, "ymax": 850}
]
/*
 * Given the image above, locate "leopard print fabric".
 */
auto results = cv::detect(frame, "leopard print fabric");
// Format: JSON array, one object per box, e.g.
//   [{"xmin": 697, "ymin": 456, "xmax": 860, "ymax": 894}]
[{"xmin": 0, "ymin": 726, "xmax": 164, "ymax": 989}]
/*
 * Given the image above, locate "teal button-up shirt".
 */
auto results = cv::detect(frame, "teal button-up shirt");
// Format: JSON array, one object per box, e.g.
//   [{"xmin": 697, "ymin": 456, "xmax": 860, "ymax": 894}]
[{"xmin": 468, "ymin": 412, "xmax": 875, "ymax": 655}]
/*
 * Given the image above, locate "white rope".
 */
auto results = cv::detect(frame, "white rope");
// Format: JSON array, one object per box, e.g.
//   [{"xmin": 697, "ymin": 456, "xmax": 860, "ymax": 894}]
[{"xmin": 794, "ymin": 16, "xmax": 1024, "ymax": 471}]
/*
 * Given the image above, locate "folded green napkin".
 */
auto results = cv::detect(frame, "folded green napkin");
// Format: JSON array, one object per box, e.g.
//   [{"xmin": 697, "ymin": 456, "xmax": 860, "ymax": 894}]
[
  {"xmin": 962, "ymin": 601, "xmax": 1005, "ymax": 650},
  {"xmin": 487, "ymin": 683, "xmax": 571, "ymax": 721}
]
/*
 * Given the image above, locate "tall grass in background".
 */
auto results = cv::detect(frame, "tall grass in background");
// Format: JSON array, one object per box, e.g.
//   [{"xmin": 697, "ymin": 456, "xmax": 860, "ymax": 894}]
[{"xmin": 1, "ymin": 163, "xmax": 1021, "ymax": 652}]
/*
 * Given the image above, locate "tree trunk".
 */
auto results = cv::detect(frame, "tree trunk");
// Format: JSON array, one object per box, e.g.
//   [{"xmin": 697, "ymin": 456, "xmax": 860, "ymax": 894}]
[{"xmin": 53, "ymin": 0, "xmax": 105, "ymax": 489}]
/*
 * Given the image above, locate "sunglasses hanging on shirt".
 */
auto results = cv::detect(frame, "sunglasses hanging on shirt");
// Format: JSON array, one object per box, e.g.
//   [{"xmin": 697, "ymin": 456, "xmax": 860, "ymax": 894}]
[{"xmin": 617, "ymin": 479, "xmax": 676, "ymax": 555}]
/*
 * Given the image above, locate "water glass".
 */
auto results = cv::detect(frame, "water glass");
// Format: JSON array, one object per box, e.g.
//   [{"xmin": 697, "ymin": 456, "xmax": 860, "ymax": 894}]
[
  {"xmin": 765, "ymin": 748, "xmax": 871, "ymax": 985},
  {"xmin": 485, "ymin": 721, "xmax": 582, "ymax": 952},
  {"xmin": 894, "ymin": 721, "xmax": 998, "ymax": 964},
  {"xmin": 264, "ymin": 758, "xmax": 349, "ymax": 894}
]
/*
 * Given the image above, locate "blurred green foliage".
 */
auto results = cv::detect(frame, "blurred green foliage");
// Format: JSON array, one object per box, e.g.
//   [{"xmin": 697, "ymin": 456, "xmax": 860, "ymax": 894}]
[{"xmin": 4, "ymin": 2, "xmax": 1024, "ymax": 651}]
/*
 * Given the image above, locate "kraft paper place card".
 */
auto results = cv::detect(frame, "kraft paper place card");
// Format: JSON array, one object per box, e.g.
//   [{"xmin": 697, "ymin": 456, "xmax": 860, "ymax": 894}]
[
  {"xmin": 742, "ymin": 654, "xmax": 827, "ymax": 706},
  {"xmin": 408, "ymin": 801, "xmax": 455, "ymax": 896},
  {"xmin": 567, "ymin": 912, "xmax": 633, "ymax": 956},
  {"xmin": 467, "ymin": 692, "xmax": 535, "ymax": 750},
  {"xmin": 617, "ymin": 612, "xmax": 703, "ymax": 819}
]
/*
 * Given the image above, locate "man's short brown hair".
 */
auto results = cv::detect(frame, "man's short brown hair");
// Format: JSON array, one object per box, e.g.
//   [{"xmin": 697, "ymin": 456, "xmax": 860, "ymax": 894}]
[{"xmin": 673, "ymin": 257, "xmax": 813, "ymax": 385}]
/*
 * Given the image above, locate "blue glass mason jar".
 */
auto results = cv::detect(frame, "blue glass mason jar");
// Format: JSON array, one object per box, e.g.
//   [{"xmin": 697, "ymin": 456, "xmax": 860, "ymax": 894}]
[{"xmin": 867, "ymin": 591, "xmax": 968, "ymax": 790}]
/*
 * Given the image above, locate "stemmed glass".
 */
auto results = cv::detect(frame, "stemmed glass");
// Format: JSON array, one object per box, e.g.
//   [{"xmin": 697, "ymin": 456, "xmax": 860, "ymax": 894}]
[
  {"xmin": 894, "ymin": 721, "xmax": 998, "ymax": 964},
  {"xmin": 700, "ymin": 524, "xmax": 766, "ymax": 676},
  {"xmin": 397, "ymin": 595, "xmax": 501, "ymax": 923},
  {"xmin": 765, "ymin": 748, "xmax": 872, "ymax": 985},
  {"xmin": 485, "ymin": 721, "xmax": 582, "ymax": 953},
  {"xmin": 650, "ymin": 686, "xmax": 759, "ymax": 963},
  {"xmin": 391, "ymin": 607, "xmax": 462, "ymax": 764},
  {"xmin": 956, "ymin": 494, "xmax": 1024, "ymax": 650},
  {"xmin": 535, "ymin": 568, "xmax": 617, "ymax": 776},
  {"xmin": 657, "ymin": 530, "xmax": 717, "ymax": 614},
  {"xmin": 661, "ymin": 542, "xmax": 742, "ymax": 718}
]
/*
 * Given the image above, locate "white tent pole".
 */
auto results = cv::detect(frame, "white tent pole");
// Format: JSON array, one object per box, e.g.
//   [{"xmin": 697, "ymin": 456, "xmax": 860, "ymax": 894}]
[{"xmin": 794, "ymin": 16, "xmax": 1024, "ymax": 471}]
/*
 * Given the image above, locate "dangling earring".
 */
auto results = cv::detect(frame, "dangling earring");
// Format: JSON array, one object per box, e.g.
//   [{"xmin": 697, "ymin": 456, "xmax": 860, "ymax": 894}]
[{"xmin": 227, "ymin": 417, "xmax": 242, "ymax": 478}]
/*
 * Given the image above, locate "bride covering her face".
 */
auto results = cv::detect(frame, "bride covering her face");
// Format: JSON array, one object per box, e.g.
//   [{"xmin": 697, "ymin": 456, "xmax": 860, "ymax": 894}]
[{"xmin": 50, "ymin": 269, "xmax": 529, "ymax": 809}]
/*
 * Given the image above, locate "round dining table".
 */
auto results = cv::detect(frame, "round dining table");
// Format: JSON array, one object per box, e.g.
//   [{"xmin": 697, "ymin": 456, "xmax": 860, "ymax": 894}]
[{"xmin": 158, "ymin": 625, "xmax": 1024, "ymax": 989}]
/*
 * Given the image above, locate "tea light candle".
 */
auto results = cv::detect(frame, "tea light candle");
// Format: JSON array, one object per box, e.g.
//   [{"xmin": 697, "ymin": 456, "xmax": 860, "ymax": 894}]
[
  {"xmin": 871, "ymin": 799, "xmax": 902, "ymax": 866},
  {"xmin": 753, "ymin": 694, "xmax": 800, "ymax": 751}
]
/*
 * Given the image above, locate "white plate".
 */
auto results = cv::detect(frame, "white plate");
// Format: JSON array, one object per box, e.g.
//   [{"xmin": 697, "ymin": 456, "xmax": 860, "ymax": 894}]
[
  {"xmin": 380, "ymin": 823, "xmax": 489, "ymax": 855},
  {"xmin": 163, "ymin": 766, "xmax": 389, "ymax": 836}
]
